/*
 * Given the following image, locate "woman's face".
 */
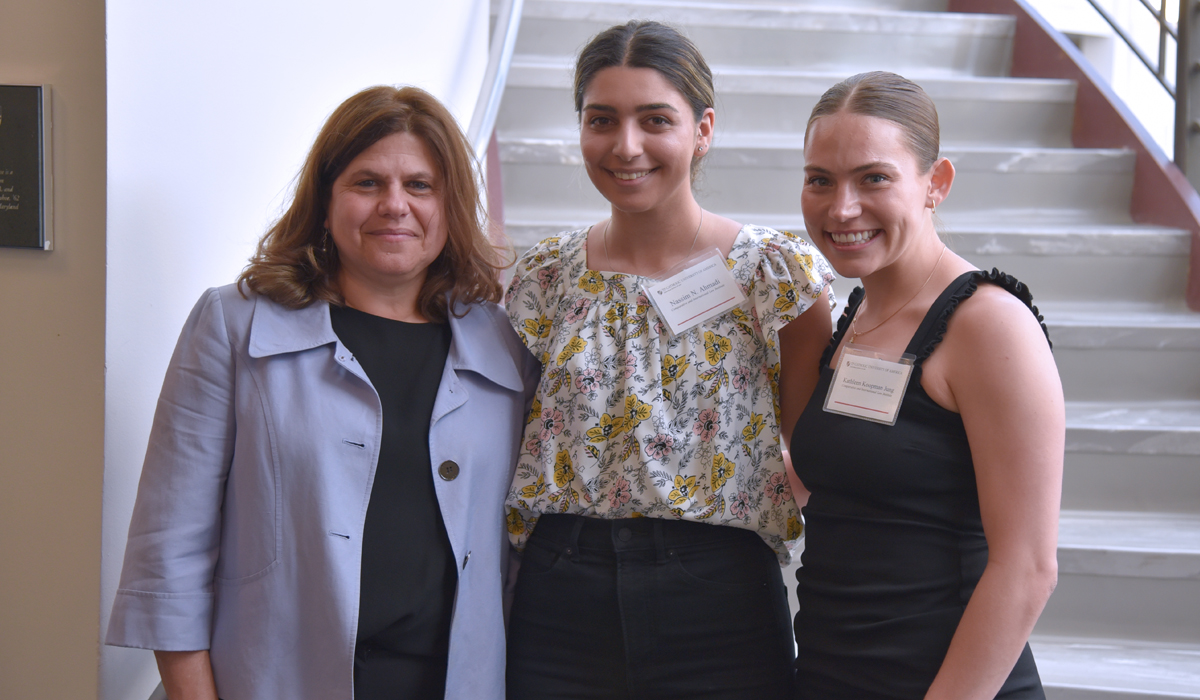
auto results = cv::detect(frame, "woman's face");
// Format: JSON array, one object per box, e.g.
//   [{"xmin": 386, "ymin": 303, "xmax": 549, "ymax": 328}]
[
  {"xmin": 579, "ymin": 65, "xmax": 712, "ymax": 216},
  {"xmin": 325, "ymin": 131, "xmax": 448, "ymax": 296},
  {"xmin": 801, "ymin": 111, "xmax": 943, "ymax": 280}
]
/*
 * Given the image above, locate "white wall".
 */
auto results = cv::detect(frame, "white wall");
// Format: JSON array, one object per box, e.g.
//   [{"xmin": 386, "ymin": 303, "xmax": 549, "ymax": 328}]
[{"xmin": 102, "ymin": 2, "xmax": 489, "ymax": 698}]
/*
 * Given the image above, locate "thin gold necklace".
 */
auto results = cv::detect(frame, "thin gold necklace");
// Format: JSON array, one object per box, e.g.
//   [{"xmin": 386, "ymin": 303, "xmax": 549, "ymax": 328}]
[
  {"xmin": 602, "ymin": 206, "xmax": 705, "ymax": 278},
  {"xmin": 850, "ymin": 245, "xmax": 947, "ymax": 344}
]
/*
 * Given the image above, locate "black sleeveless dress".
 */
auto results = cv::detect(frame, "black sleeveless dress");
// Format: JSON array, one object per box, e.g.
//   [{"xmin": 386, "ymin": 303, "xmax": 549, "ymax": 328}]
[{"xmin": 791, "ymin": 270, "xmax": 1050, "ymax": 700}]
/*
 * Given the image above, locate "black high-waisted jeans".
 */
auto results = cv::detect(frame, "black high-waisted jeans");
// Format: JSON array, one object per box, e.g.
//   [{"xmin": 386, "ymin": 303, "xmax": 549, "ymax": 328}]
[{"xmin": 507, "ymin": 514, "xmax": 795, "ymax": 700}]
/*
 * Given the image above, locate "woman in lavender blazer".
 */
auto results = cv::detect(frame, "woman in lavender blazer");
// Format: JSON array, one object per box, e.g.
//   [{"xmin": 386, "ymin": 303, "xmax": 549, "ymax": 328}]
[{"xmin": 107, "ymin": 86, "xmax": 537, "ymax": 700}]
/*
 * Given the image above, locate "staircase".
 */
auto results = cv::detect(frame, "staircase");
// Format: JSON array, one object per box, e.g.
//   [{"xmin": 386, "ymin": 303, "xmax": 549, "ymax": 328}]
[{"xmin": 490, "ymin": 0, "xmax": 1200, "ymax": 697}]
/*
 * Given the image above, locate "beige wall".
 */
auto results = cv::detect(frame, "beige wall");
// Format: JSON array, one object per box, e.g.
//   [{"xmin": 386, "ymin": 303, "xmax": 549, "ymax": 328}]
[{"xmin": 0, "ymin": 0, "xmax": 107, "ymax": 698}]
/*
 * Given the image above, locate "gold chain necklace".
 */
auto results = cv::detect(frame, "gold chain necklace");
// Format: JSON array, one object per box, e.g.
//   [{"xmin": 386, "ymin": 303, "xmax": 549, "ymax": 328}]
[
  {"xmin": 850, "ymin": 245, "xmax": 947, "ymax": 344},
  {"xmin": 602, "ymin": 206, "xmax": 705, "ymax": 278}
]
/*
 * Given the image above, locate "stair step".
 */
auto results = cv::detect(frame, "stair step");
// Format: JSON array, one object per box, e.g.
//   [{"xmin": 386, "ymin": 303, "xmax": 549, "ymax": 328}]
[
  {"xmin": 956, "ymin": 254, "xmax": 1187, "ymax": 306},
  {"xmin": 502, "ymin": 218, "xmax": 1190, "ymax": 305},
  {"xmin": 1039, "ymin": 571, "xmax": 1200, "ymax": 644},
  {"xmin": 713, "ymin": 0, "xmax": 950, "ymax": 10},
  {"xmin": 1061, "ymin": 397, "xmax": 1200, "ymax": 514},
  {"xmin": 1031, "ymin": 636, "xmax": 1200, "ymax": 700},
  {"xmin": 499, "ymin": 138, "xmax": 1136, "ymax": 223},
  {"xmin": 1065, "ymin": 451, "xmax": 1200, "ymax": 515},
  {"xmin": 942, "ymin": 223, "xmax": 1189, "ymax": 257},
  {"xmin": 1058, "ymin": 510, "xmax": 1200, "ymax": 580},
  {"xmin": 1066, "ymin": 401, "xmax": 1200, "ymax": 457},
  {"xmin": 1036, "ymin": 305, "xmax": 1200, "ymax": 402},
  {"xmin": 500, "ymin": 57, "xmax": 1076, "ymax": 147},
  {"xmin": 510, "ymin": 0, "xmax": 1015, "ymax": 77},
  {"xmin": 505, "ymin": 217, "xmax": 1187, "ymax": 254},
  {"xmin": 1041, "ymin": 304, "xmax": 1200, "ymax": 350}
]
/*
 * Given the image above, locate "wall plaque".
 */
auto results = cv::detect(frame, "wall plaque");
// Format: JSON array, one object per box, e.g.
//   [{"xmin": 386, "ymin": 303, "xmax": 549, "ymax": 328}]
[{"xmin": 0, "ymin": 85, "xmax": 53, "ymax": 250}]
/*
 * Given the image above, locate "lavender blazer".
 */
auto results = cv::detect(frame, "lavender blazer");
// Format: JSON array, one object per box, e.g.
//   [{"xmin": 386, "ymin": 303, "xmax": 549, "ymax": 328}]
[{"xmin": 107, "ymin": 284, "xmax": 537, "ymax": 700}]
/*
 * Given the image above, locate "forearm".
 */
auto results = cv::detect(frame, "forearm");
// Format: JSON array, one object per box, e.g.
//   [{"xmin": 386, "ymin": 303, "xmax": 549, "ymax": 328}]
[
  {"xmin": 924, "ymin": 559, "xmax": 1057, "ymax": 700},
  {"xmin": 155, "ymin": 650, "xmax": 218, "ymax": 700},
  {"xmin": 781, "ymin": 448, "xmax": 810, "ymax": 511},
  {"xmin": 777, "ymin": 287, "xmax": 833, "ymax": 446}
]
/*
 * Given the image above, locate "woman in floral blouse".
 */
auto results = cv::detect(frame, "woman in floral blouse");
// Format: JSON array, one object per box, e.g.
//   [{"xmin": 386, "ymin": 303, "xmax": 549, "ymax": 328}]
[{"xmin": 504, "ymin": 20, "xmax": 835, "ymax": 699}]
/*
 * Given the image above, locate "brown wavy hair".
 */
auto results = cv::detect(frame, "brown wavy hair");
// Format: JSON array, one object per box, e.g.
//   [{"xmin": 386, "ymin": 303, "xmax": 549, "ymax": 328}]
[{"xmin": 237, "ymin": 85, "xmax": 504, "ymax": 321}]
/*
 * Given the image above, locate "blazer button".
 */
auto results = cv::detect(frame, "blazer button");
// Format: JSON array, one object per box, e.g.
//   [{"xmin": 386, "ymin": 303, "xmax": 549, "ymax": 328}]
[{"xmin": 438, "ymin": 460, "xmax": 460, "ymax": 481}]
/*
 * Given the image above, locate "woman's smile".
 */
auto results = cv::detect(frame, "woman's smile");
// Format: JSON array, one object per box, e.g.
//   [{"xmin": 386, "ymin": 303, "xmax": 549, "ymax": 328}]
[
  {"xmin": 610, "ymin": 169, "xmax": 654, "ymax": 181},
  {"xmin": 828, "ymin": 229, "xmax": 881, "ymax": 247}
]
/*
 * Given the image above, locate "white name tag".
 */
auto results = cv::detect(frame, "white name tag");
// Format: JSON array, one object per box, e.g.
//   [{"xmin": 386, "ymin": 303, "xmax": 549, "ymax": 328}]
[
  {"xmin": 643, "ymin": 249, "xmax": 747, "ymax": 337},
  {"xmin": 823, "ymin": 344, "xmax": 916, "ymax": 426}
]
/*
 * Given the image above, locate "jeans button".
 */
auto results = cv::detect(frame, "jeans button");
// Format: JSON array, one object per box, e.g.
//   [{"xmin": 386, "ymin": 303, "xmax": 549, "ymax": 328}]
[{"xmin": 618, "ymin": 527, "xmax": 632, "ymax": 542}]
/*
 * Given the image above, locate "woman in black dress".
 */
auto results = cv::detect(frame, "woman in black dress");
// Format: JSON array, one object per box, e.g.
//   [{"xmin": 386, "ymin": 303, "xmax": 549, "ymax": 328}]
[{"xmin": 790, "ymin": 72, "xmax": 1064, "ymax": 700}]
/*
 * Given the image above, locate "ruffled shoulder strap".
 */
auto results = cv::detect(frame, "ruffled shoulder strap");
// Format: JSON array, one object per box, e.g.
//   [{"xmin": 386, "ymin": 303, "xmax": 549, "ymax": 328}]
[
  {"xmin": 820, "ymin": 286, "xmax": 865, "ymax": 368},
  {"xmin": 905, "ymin": 269, "xmax": 1051, "ymax": 373}
]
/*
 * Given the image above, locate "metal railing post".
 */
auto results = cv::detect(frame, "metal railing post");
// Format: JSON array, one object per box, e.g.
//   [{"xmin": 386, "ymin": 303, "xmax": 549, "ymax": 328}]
[
  {"xmin": 1181, "ymin": 0, "xmax": 1200, "ymax": 192},
  {"xmin": 468, "ymin": 0, "xmax": 524, "ymax": 164}
]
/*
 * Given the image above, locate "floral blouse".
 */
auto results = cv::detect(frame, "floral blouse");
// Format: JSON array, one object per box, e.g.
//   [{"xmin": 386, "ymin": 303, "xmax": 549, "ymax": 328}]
[{"xmin": 504, "ymin": 225, "xmax": 836, "ymax": 562}]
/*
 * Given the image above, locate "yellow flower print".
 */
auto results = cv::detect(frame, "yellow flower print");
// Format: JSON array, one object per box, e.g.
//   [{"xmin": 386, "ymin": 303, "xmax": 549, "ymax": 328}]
[
  {"xmin": 787, "ymin": 515, "xmax": 804, "ymax": 540},
  {"xmin": 526, "ymin": 397, "xmax": 542, "ymax": 425},
  {"xmin": 524, "ymin": 252, "xmax": 547, "ymax": 272},
  {"xmin": 668, "ymin": 475, "xmax": 698, "ymax": 505},
  {"xmin": 660, "ymin": 354, "xmax": 691, "ymax": 387},
  {"xmin": 743, "ymin": 413, "xmax": 765, "ymax": 441},
  {"xmin": 725, "ymin": 257, "xmax": 737, "ymax": 270},
  {"xmin": 624, "ymin": 394, "xmax": 652, "ymax": 429},
  {"xmin": 603, "ymin": 305, "xmax": 627, "ymax": 324},
  {"xmin": 794, "ymin": 251, "xmax": 815, "ymax": 277},
  {"xmin": 775, "ymin": 281, "xmax": 798, "ymax": 313},
  {"xmin": 552, "ymin": 449, "xmax": 575, "ymax": 488},
  {"xmin": 522, "ymin": 314, "xmax": 553, "ymax": 339},
  {"xmin": 731, "ymin": 308, "xmax": 757, "ymax": 337},
  {"xmin": 506, "ymin": 507, "xmax": 527, "ymax": 536},
  {"xmin": 579, "ymin": 270, "xmax": 604, "ymax": 294},
  {"xmin": 539, "ymin": 351, "xmax": 552, "ymax": 367},
  {"xmin": 585, "ymin": 413, "xmax": 626, "ymax": 442},
  {"xmin": 556, "ymin": 337, "xmax": 587, "ymax": 366},
  {"xmin": 518, "ymin": 473, "xmax": 547, "ymax": 500},
  {"xmin": 703, "ymin": 330, "xmax": 732, "ymax": 365},
  {"xmin": 711, "ymin": 452, "xmax": 735, "ymax": 491}
]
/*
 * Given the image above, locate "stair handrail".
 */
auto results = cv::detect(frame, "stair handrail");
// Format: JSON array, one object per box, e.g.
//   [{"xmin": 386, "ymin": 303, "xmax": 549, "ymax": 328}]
[
  {"xmin": 949, "ymin": 0, "xmax": 1200, "ymax": 311},
  {"xmin": 468, "ymin": 0, "xmax": 525, "ymax": 164},
  {"xmin": 1079, "ymin": 0, "xmax": 1177, "ymax": 96},
  {"xmin": 1075, "ymin": 0, "xmax": 1189, "ymax": 172}
]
